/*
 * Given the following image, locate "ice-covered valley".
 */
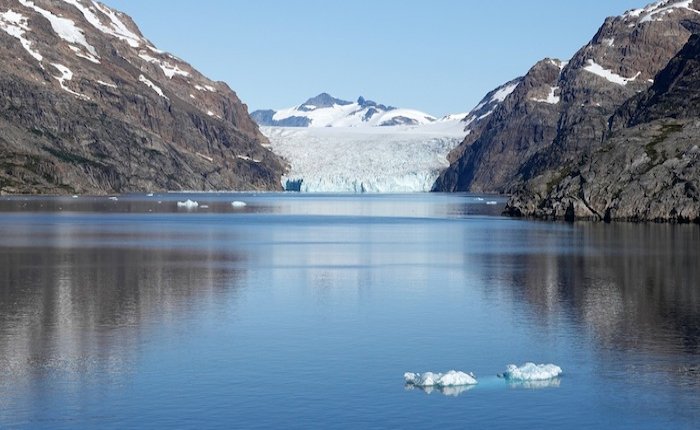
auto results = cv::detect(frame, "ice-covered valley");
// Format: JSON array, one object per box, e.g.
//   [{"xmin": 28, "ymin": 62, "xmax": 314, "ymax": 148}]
[{"xmin": 261, "ymin": 120, "xmax": 468, "ymax": 193}]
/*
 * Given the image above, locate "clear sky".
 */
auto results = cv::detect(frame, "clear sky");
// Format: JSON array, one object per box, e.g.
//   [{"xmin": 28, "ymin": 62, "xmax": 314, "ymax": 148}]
[{"xmin": 107, "ymin": 0, "xmax": 645, "ymax": 116}]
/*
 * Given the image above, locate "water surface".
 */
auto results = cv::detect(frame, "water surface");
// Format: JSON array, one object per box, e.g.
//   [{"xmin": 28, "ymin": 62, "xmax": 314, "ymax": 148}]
[{"xmin": 0, "ymin": 193, "xmax": 698, "ymax": 429}]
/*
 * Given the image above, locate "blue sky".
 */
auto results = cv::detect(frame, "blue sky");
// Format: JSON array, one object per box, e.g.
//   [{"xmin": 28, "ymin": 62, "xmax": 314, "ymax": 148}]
[{"xmin": 108, "ymin": 0, "xmax": 644, "ymax": 116}]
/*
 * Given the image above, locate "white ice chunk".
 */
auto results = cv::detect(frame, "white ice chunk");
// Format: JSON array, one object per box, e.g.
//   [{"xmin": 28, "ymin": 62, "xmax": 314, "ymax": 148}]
[
  {"xmin": 404, "ymin": 370, "xmax": 478, "ymax": 387},
  {"xmin": 177, "ymin": 199, "xmax": 199, "ymax": 209},
  {"xmin": 231, "ymin": 201, "xmax": 247, "ymax": 208},
  {"xmin": 583, "ymin": 59, "xmax": 640, "ymax": 86},
  {"xmin": 500, "ymin": 363, "xmax": 562, "ymax": 381}
]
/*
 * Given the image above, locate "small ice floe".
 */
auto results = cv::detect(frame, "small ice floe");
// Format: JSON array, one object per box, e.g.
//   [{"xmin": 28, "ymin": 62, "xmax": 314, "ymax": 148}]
[
  {"xmin": 176, "ymin": 199, "xmax": 199, "ymax": 209},
  {"xmin": 404, "ymin": 370, "xmax": 478, "ymax": 388},
  {"xmin": 146, "ymin": 193, "xmax": 154, "ymax": 197},
  {"xmin": 71, "ymin": 195, "xmax": 79, "ymax": 199},
  {"xmin": 498, "ymin": 363, "xmax": 562, "ymax": 381},
  {"xmin": 108, "ymin": 196, "xmax": 118, "ymax": 201},
  {"xmin": 486, "ymin": 201, "xmax": 498, "ymax": 205},
  {"xmin": 231, "ymin": 201, "xmax": 247, "ymax": 208},
  {"xmin": 200, "ymin": 205, "xmax": 209, "ymax": 209},
  {"xmin": 475, "ymin": 197, "xmax": 485, "ymax": 201}
]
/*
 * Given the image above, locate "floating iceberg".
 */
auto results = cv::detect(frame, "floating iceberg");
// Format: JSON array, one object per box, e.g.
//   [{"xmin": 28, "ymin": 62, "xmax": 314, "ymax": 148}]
[
  {"xmin": 177, "ymin": 199, "xmax": 199, "ymax": 209},
  {"xmin": 404, "ymin": 370, "xmax": 478, "ymax": 387},
  {"xmin": 231, "ymin": 201, "xmax": 247, "ymax": 208},
  {"xmin": 499, "ymin": 363, "xmax": 562, "ymax": 381}
]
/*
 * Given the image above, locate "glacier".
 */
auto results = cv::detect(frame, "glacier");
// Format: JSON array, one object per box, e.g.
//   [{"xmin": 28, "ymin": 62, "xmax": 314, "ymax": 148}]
[{"xmin": 261, "ymin": 119, "xmax": 468, "ymax": 193}]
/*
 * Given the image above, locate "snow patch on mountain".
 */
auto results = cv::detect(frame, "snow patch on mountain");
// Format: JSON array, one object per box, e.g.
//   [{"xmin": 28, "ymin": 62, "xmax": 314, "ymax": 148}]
[
  {"xmin": 139, "ymin": 52, "xmax": 190, "ymax": 79},
  {"xmin": 583, "ymin": 59, "xmax": 641, "ymax": 85},
  {"xmin": 19, "ymin": 0, "xmax": 98, "ymax": 60},
  {"xmin": 0, "ymin": 9, "xmax": 43, "ymax": 61},
  {"xmin": 532, "ymin": 86, "xmax": 561, "ymax": 104},
  {"xmin": 139, "ymin": 74, "xmax": 167, "ymax": 99},
  {"xmin": 262, "ymin": 119, "xmax": 468, "ymax": 193},
  {"xmin": 52, "ymin": 63, "xmax": 89, "ymax": 100},
  {"xmin": 61, "ymin": 0, "xmax": 143, "ymax": 48},
  {"xmin": 195, "ymin": 84, "xmax": 216, "ymax": 92},
  {"xmin": 97, "ymin": 79, "xmax": 117, "ymax": 88},
  {"xmin": 625, "ymin": 0, "xmax": 700, "ymax": 22},
  {"xmin": 490, "ymin": 81, "xmax": 520, "ymax": 103},
  {"xmin": 253, "ymin": 93, "xmax": 436, "ymax": 128}
]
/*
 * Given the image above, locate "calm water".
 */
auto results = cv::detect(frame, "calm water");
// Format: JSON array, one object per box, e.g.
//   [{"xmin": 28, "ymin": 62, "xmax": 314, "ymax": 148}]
[{"xmin": 0, "ymin": 193, "xmax": 698, "ymax": 429}]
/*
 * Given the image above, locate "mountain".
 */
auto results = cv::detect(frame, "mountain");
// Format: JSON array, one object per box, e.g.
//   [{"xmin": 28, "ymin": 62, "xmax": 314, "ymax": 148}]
[
  {"xmin": 261, "ymin": 118, "xmax": 470, "ymax": 193},
  {"xmin": 0, "ymin": 0, "xmax": 284, "ymax": 194},
  {"xmin": 506, "ymin": 33, "xmax": 700, "ymax": 222},
  {"xmin": 434, "ymin": 0, "xmax": 700, "ymax": 222},
  {"xmin": 253, "ymin": 82, "xmax": 518, "ymax": 193},
  {"xmin": 251, "ymin": 93, "xmax": 438, "ymax": 127}
]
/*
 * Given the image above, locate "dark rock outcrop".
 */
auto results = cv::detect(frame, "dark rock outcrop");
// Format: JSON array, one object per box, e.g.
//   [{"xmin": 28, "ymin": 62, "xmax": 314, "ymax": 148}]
[{"xmin": 0, "ymin": 0, "xmax": 284, "ymax": 194}]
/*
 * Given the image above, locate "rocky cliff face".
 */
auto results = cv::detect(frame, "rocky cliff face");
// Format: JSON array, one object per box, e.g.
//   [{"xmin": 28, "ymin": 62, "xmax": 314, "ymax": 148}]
[
  {"xmin": 0, "ymin": 0, "xmax": 284, "ymax": 194},
  {"xmin": 435, "ymin": 0, "xmax": 700, "ymax": 222},
  {"xmin": 507, "ymin": 34, "xmax": 700, "ymax": 222}
]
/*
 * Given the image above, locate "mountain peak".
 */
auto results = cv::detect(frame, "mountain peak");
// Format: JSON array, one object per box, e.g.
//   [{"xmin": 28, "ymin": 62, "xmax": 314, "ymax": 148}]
[
  {"xmin": 301, "ymin": 93, "xmax": 352, "ymax": 109},
  {"xmin": 252, "ymin": 93, "xmax": 442, "ymax": 128}
]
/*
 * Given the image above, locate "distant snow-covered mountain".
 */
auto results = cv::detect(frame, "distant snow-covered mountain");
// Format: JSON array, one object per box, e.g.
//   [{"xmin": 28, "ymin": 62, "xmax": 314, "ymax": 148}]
[
  {"xmin": 255, "ymin": 88, "xmax": 523, "ymax": 192},
  {"xmin": 251, "ymin": 93, "xmax": 439, "ymax": 127}
]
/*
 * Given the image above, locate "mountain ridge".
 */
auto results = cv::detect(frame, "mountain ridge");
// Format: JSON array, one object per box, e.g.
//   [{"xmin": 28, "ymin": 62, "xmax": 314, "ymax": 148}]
[
  {"xmin": 251, "ymin": 92, "xmax": 439, "ymax": 128},
  {"xmin": 0, "ymin": 0, "xmax": 284, "ymax": 194},
  {"xmin": 434, "ymin": 0, "xmax": 700, "ymax": 222}
]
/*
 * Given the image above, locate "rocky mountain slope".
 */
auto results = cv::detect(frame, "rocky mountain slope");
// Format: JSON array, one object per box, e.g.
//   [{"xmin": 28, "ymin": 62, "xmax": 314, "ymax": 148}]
[
  {"xmin": 0, "ymin": 0, "xmax": 284, "ymax": 194},
  {"xmin": 251, "ymin": 93, "xmax": 439, "ymax": 128},
  {"xmin": 507, "ymin": 34, "xmax": 700, "ymax": 222},
  {"xmin": 434, "ymin": 0, "xmax": 700, "ymax": 221}
]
